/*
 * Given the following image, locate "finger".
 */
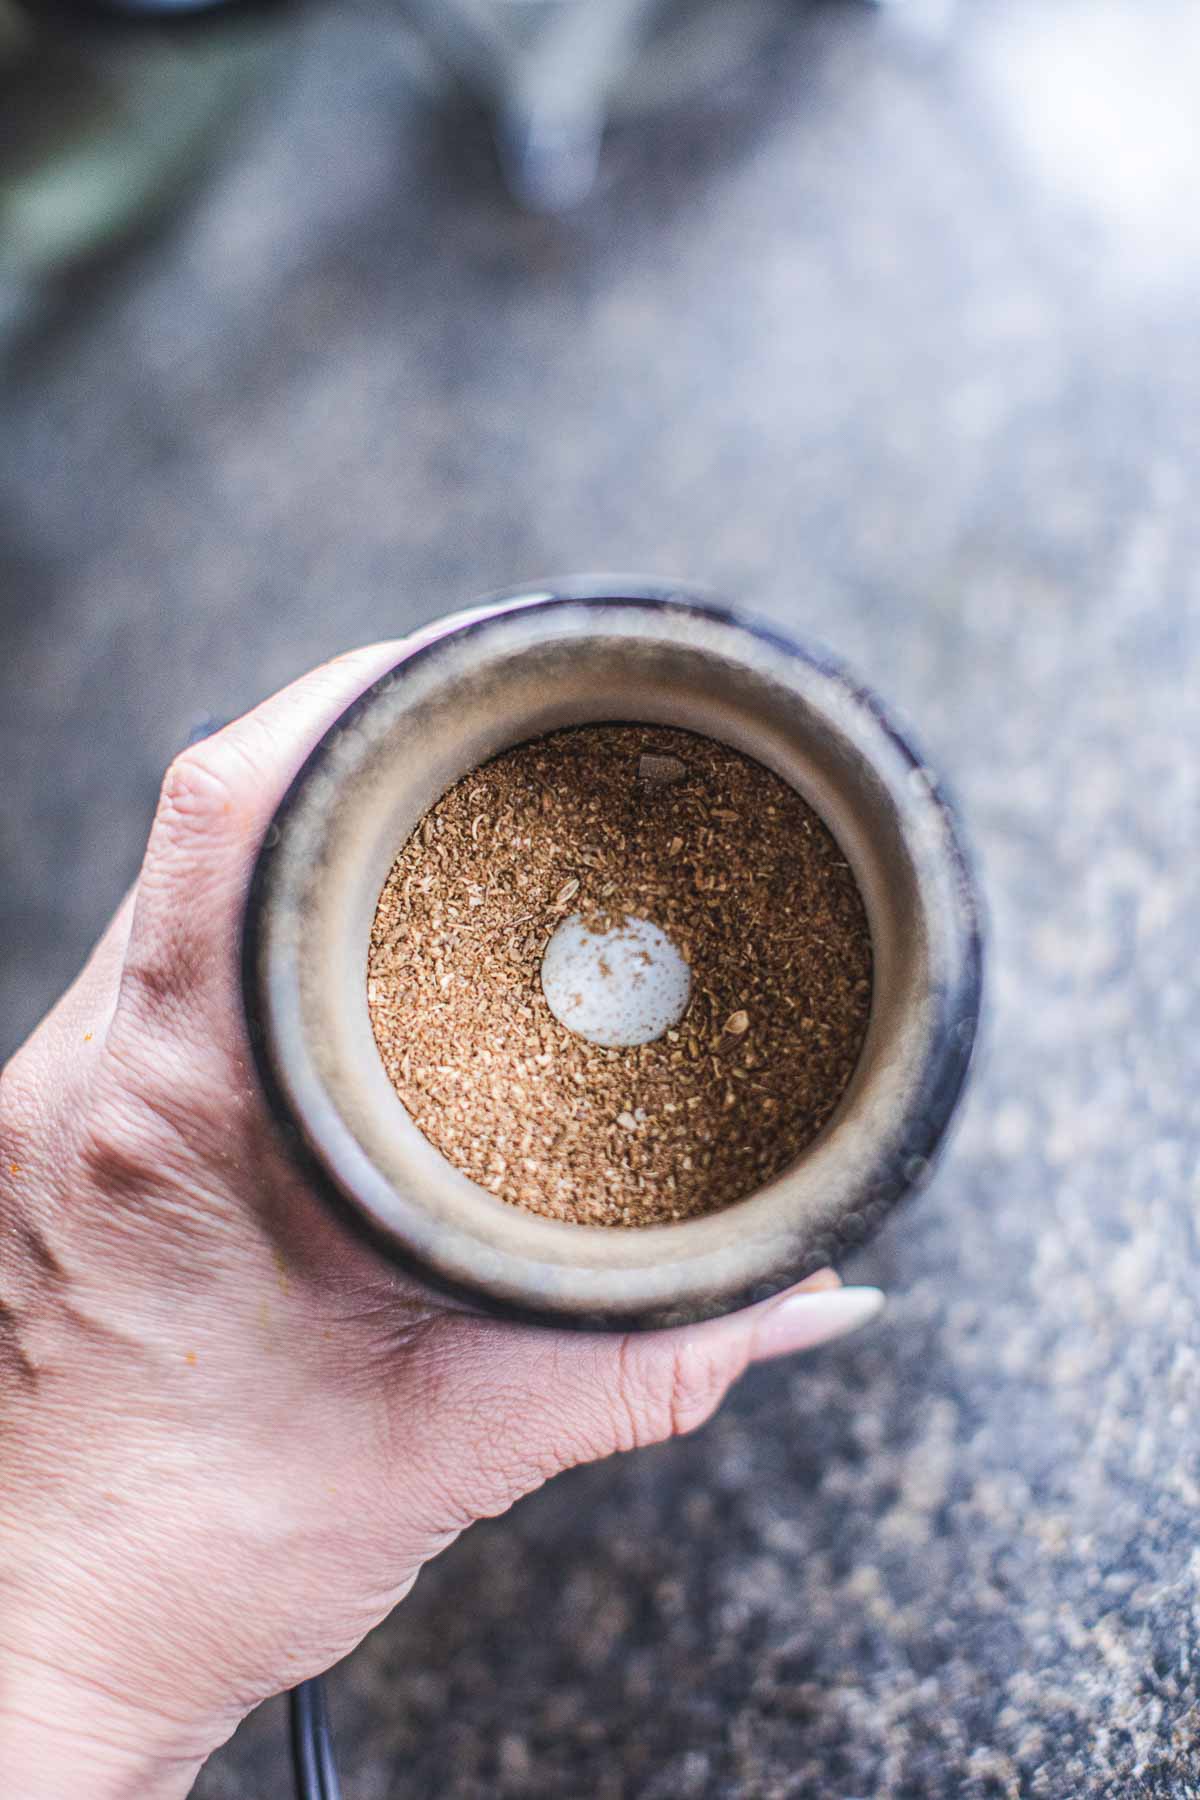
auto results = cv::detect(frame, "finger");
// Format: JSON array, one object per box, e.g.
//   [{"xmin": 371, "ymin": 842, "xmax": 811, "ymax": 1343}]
[
  {"xmin": 387, "ymin": 1277, "xmax": 883, "ymax": 1554},
  {"xmin": 792, "ymin": 1265, "xmax": 842, "ymax": 1295},
  {"xmin": 597, "ymin": 1278, "xmax": 882, "ymax": 1442},
  {"xmin": 121, "ymin": 641, "xmax": 408, "ymax": 1018},
  {"xmin": 697, "ymin": 1279, "xmax": 881, "ymax": 1367},
  {"xmin": 147, "ymin": 638, "xmax": 408, "ymax": 876}
]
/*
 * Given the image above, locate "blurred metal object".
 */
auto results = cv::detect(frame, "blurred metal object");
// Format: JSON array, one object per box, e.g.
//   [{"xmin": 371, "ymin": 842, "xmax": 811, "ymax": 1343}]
[
  {"xmin": 0, "ymin": 0, "xmax": 290, "ymax": 331},
  {"xmin": 868, "ymin": 0, "xmax": 957, "ymax": 36},
  {"xmin": 0, "ymin": 0, "xmax": 963, "ymax": 328},
  {"xmin": 403, "ymin": 0, "xmax": 958, "ymax": 212},
  {"xmin": 405, "ymin": 0, "xmax": 657, "ymax": 212},
  {"xmin": 402, "ymin": 0, "xmax": 799, "ymax": 211}
]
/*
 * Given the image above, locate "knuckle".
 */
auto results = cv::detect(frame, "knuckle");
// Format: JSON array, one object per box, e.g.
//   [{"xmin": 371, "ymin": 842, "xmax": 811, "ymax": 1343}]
[
  {"xmin": 613, "ymin": 1331, "xmax": 733, "ymax": 1450},
  {"xmin": 78, "ymin": 1083, "xmax": 148, "ymax": 1196},
  {"xmin": 127, "ymin": 740, "xmax": 255, "ymax": 1015},
  {"xmin": 78, "ymin": 1072, "xmax": 175, "ymax": 1200},
  {"xmin": 664, "ymin": 1337, "xmax": 732, "ymax": 1439},
  {"xmin": 114, "ymin": 925, "xmax": 198, "ymax": 1029},
  {"xmin": 153, "ymin": 744, "xmax": 239, "ymax": 848},
  {"xmin": 77, "ymin": 1069, "xmax": 239, "ymax": 1264},
  {"xmin": 403, "ymin": 1329, "xmax": 609, "ymax": 1529},
  {"xmin": 471, "ymin": 1395, "xmax": 551, "ymax": 1503},
  {"xmin": 424, "ymin": 1389, "xmax": 552, "ymax": 1529}
]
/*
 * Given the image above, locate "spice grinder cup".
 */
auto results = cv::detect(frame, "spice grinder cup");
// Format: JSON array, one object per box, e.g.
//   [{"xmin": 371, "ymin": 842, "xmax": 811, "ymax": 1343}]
[{"xmin": 242, "ymin": 583, "xmax": 982, "ymax": 1330}]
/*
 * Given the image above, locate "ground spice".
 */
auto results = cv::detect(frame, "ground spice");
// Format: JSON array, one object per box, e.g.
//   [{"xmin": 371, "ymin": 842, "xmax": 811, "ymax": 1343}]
[{"xmin": 367, "ymin": 725, "xmax": 872, "ymax": 1227}]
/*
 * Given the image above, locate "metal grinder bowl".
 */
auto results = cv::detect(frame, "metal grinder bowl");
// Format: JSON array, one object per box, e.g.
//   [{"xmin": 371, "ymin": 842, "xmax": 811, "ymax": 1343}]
[{"xmin": 242, "ymin": 583, "xmax": 982, "ymax": 1330}]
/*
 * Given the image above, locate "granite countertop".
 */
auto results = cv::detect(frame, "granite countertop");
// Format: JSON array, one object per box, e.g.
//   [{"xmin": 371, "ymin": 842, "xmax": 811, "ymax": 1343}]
[{"xmin": 1, "ymin": 1, "xmax": 1196, "ymax": 1794}]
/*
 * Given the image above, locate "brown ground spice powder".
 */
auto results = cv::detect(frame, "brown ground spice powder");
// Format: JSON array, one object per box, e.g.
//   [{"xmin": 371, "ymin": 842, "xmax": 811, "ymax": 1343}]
[{"xmin": 367, "ymin": 725, "xmax": 872, "ymax": 1227}]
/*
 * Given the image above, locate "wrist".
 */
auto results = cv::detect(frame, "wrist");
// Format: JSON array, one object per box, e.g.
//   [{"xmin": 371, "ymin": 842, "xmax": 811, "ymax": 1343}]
[{"xmin": 0, "ymin": 1650, "xmax": 218, "ymax": 1800}]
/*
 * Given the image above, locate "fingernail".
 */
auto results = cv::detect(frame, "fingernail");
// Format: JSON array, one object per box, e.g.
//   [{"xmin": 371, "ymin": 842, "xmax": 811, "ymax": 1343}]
[
  {"xmin": 795, "ymin": 1266, "xmax": 841, "ymax": 1294},
  {"xmin": 748, "ymin": 1286, "xmax": 885, "ymax": 1364}
]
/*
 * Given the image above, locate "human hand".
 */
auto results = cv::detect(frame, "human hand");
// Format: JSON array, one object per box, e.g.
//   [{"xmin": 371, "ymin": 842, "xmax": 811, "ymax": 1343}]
[{"xmin": 0, "ymin": 643, "xmax": 884, "ymax": 1799}]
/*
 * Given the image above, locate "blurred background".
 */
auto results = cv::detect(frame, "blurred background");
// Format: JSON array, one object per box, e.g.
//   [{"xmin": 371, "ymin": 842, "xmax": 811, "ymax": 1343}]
[{"xmin": 2, "ymin": 1, "xmax": 1198, "ymax": 1795}]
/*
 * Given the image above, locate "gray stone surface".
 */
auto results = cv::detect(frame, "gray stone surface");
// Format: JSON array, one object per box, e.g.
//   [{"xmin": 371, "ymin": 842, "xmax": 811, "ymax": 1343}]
[{"xmin": 2, "ymin": 1, "xmax": 1198, "ymax": 1795}]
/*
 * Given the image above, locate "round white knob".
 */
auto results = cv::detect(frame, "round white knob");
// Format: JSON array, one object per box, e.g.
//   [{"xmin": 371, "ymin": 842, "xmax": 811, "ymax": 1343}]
[{"xmin": 540, "ymin": 913, "xmax": 692, "ymax": 1049}]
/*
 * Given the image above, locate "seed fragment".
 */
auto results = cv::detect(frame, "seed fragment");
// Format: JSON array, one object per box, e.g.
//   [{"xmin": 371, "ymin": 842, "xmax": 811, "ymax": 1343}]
[{"xmin": 638, "ymin": 753, "xmax": 687, "ymax": 787}]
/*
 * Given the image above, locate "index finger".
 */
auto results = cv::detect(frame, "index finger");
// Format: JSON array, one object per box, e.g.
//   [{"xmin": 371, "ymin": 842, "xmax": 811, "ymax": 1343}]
[{"xmin": 122, "ymin": 641, "xmax": 409, "ymax": 1020}]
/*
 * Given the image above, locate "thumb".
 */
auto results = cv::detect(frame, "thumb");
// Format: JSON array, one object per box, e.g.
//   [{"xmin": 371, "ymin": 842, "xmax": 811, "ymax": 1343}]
[
  {"xmin": 387, "ymin": 1277, "xmax": 884, "ymax": 1551},
  {"xmin": 598, "ymin": 1277, "xmax": 885, "ymax": 1446}
]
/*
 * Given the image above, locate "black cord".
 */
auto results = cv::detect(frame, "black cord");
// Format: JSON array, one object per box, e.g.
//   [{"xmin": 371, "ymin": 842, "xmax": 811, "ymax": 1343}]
[{"xmin": 289, "ymin": 1675, "xmax": 343, "ymax": 1800}]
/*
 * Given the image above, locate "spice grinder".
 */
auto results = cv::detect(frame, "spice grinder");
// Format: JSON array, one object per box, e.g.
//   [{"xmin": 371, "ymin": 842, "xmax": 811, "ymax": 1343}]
[{"xmin": 243, "ymin": 582, "xmax": 982, "ymax": 1330}]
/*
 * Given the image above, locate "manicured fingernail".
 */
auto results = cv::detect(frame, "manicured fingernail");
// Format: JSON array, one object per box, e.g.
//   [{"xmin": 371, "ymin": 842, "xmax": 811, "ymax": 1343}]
[
  {"xmin": 796, "ymin": 1267, "xmax": 841, "ymax": 1294},
  {"xmin": 748, "ymin": 1286, "xmax": 885, "ymax": 1363}
]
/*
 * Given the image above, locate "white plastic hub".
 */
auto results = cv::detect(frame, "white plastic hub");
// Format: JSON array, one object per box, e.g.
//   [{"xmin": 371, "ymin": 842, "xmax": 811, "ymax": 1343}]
[{"xmin": 540, "ymin": 912, "xmax": 692, "ymax": 1049}]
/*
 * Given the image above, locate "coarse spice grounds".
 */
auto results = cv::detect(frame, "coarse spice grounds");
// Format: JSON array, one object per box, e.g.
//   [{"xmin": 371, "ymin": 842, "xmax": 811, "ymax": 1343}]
[{"xmin": 367, "ymin": 726, "xmax": 873, "ymax": 1227}]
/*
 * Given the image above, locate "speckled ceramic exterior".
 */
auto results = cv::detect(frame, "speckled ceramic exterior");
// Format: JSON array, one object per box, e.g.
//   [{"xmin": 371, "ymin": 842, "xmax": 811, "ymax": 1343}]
[{"xmin": 242, "ymin": 584, "xmax": 982, "ymax": 1328}]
